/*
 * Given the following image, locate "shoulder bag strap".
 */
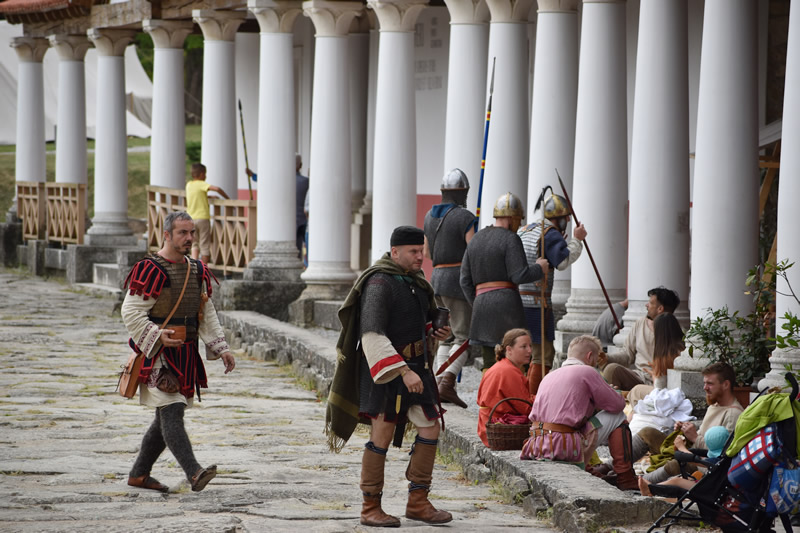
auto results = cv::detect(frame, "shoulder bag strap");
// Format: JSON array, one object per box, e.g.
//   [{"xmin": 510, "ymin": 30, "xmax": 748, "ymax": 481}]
[{"xmin": 159, "ymin": 257, "xmax": 192, "ymax": 329}]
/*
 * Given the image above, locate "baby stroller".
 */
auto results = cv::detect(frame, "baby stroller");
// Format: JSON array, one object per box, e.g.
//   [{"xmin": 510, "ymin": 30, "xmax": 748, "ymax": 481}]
[{"xmin": 648, "ymin": 372, "xmax": 800, "ymax": 533}]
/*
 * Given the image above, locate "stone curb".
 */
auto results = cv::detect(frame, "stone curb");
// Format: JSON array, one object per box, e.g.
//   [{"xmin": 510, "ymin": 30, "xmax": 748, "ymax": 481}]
[{"xmin": 218, "ymin": 310, "xmax": 671, "ymax": 532}]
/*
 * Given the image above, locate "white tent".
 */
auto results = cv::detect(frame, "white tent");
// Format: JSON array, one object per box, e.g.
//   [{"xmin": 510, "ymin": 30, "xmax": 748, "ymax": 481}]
[{"xmin": 0, "ymin": 20, "xmax": 153, "ymax": 145}]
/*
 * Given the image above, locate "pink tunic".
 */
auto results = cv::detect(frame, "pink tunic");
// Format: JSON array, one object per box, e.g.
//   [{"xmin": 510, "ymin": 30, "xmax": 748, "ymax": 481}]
[
  {"xmin": 526, "ymin": 364, "xmax": 625, "ymax": 462},
  {"xmin": 477, "ymin": 358, "xmax": 534, "ymax": 447}
]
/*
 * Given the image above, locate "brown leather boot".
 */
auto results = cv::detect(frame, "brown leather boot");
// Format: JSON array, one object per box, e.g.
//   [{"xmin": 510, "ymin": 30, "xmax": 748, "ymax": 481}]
[
  {"xmin": 528, "ymin": 364, "xmax": 550, "ymax": 395},
  {"xmin": 405, "ymin": 437, "xmax": 452, "ymax": 524},
  {"xmin": 437, "ymin": 372, "xmax": 467, "ymax": 408},
  {"xmin": 608, "ymin": 422, "xmax": 638, "ymax": 491},
  {"xmin": 406, "ymin": 488, "xmax": 452, "ymax": 524},
  {"xmin": 360, "ymin": 444, "xmax": 400, "ymax": 527}
]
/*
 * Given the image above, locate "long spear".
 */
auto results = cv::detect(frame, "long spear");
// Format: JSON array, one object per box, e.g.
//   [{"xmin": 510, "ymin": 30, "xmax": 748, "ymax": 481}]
[
  {"xmin": 238, "ymin": 99, "xmax": 253, "ymax": 200},
  {"xmin": 555, "ymin": 169, "xmax": 622, "ymax": 331},
  {"xmin": 475, "ymin": 57, "xmax": 496, "ymax": 218}
]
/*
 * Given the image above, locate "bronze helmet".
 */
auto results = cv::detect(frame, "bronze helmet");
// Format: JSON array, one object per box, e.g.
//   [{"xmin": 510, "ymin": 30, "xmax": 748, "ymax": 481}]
[
  {"xmin": 544, "ymin": 194, "xmax": 570, "ymax": 219},
  {"xmin": 493, "ymin": 192, "xmax": 525, "ymax": 218}
]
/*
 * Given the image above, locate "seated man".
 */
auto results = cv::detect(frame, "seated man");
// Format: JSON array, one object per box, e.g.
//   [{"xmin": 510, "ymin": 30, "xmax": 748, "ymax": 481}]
[
  {"xmin": 640, "ymin": 362, "xmax": 743, "ymax": 485},
  {"xmin": 522, "ymin": 335, "xmax": 638, "ymax": 491},
  {"xmin": 603, "ymin": 286, "xmax": 680, "ymax": 390}
]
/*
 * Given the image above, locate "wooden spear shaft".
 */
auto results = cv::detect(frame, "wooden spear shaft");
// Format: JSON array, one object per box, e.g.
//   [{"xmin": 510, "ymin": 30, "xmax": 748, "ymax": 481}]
[{"xmin": 555, "ymin": 170, "xmax": 622, "ymax": 331}]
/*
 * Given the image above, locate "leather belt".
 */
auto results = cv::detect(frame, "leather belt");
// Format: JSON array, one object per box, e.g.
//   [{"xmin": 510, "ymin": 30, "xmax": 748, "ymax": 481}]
[
  {"xmin": 475, "ymin": 281, "xmax": 517, "ymax": 296},
  {"xmin": 531, "ymin": 421, "xmax": 578, "ymax": 435},
  {"xmin": 434, "ymin": 262, "xmax": 461, "ymax": 269},
  {"xmin": 519, "ymin": 290, "xmax": 551, "ymax": 308},
  {"xmin": 399, "ymin": 339, "xmax": 426, "ymax": 359}
]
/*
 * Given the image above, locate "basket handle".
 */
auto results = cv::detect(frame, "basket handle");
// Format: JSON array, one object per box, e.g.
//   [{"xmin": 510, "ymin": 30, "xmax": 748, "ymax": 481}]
[{"xmin": 487, "ymin": 397, "xmax": 533, "ymax": 423}]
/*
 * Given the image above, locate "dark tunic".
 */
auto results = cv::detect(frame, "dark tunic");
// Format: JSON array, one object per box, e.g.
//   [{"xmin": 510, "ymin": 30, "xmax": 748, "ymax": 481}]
[
  {"xmin": 358, "ymin": 272, "xmax": 440, "ymax": 425},
  {"xmin": 460, "ymin": 226, "xmax": 543, "ymax": 346},
  {"xmin": 423, "ymin": 203, "xmax": 478, "ymax": 300}
]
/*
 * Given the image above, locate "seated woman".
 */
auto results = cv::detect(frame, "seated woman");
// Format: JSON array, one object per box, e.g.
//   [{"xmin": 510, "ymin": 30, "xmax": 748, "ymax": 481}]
[
  {"xmin": 476, "ymin": 328, "xmax": 535, "ymax": 447},
  {"xmin": 627, "ymin": 312, "xmax": 686, "ymax": 412}
]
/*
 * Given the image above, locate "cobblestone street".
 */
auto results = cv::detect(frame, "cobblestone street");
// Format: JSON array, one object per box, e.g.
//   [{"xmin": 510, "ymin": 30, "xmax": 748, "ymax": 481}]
[{"xmin": 0, "ymin": 269, "xmax": 555, "ymax": 532}]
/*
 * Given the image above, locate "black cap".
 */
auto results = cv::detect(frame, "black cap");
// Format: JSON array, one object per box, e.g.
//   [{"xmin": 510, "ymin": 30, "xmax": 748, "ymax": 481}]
[{"xmin": 390, "ymin": 226, "xmax": 424, "ymax": 247}]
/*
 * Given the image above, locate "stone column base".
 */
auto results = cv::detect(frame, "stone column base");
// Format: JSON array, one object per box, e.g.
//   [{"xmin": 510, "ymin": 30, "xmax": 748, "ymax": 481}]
[
  {"xmin": 759, "ymin": 346, "xmax": 800, "ymax": 391},
  {"xmin": 289, "ymin": 282, "xmax": 353, "ymax": 327},
  {"xmin": 218, "ymin": 279, "xmax": 306, "ymax": 322},
  {"xmin": 558, "ymin": 287, "xmax": 626, "ymax": 335},
  {"xmin": 245, "ymin": 241, "xmax": 304, "ymax": 282}
]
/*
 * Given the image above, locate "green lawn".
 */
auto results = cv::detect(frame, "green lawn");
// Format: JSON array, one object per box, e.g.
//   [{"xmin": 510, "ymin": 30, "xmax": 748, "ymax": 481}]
[{"xmin": 0, "ymin": 125, "xmax": 201, "ymax": 220}]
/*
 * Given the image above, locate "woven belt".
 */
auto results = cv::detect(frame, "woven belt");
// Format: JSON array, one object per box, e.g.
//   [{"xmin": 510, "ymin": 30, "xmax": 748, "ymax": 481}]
[
  {"xmin": 434, "ymin": 262, "xmax": 461, "ymax": 269},
  {"xmin": 531, "ymin": 421, "xmax": 578, "ymax": 436},
  {"xmin": 475, "ymin": 281, "xmax": 517, "ymax": 296},
  {"xmin": 399, "ymin": 339, "xmax": 426, "ymax": 359}
]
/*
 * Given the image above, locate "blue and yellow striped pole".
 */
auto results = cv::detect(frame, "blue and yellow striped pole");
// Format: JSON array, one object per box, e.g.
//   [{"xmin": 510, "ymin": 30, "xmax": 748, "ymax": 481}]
[{"xmin": 475, "ymin": 57, "xmax": 496, "ymax": 218}]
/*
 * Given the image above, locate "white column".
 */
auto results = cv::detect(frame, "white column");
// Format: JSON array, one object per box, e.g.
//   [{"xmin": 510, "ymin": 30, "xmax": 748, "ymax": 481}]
[
  {"xmin": 479, "ymin": 0, "xmax": 532, "ymax": 226},
  {"xmin": 442, "ymin": 0, "xmax": 489, "ymax": 213},
  {"xmin": 617, "ymin": 0, "xmax": 690, "ymax": 345},
  {"xmin": 143, "ymin": 20, "xmax": 193, "ymax": 189},
  {"xmin": 11, "ymin": 37, "xmax": 48, "ymax": 192},
  {"xmin": 690, "ymin": 0, "xmax": 758, "ymax": 320},
  {"xmin": 194, "ymin": 10, "xmax": 246, "ymax": 197},
  {"xmin": 49, "ymin": 35, "xmax": 91, "ymax": 185},
  {"xmin": 527, "ymin": 0, "xmax": 579, "ymax": 318},
  {"xmin": 761, "ymin": 0, "xmax": 800, "ymax": 390},
  {"xmin": 557, "ymin": 0, "xmax": 627, "ymax": 337},
  {"xmin": 86, "ymin": 29, "xmax": 137, "ymax": 244},
  {"xmin": 368, "ymin": 0, "xmax": 428, "ymax": 262},
  {"xmin": 245, "ymin": 0, "xmax": 305, "ymax": 280},
  {"xmin": 349, "ymin": 16, "xmax": 371, "ymax": 270},
  {"xmin": 301, "ymin": 0, "xmax": 362, "ymax": 296}
]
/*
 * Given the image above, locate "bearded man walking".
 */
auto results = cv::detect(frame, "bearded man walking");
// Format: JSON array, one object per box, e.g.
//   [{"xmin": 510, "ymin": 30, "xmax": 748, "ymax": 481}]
[{"xmin": 121, "ymin": 211, "xmax": 235, "ymax": 493}]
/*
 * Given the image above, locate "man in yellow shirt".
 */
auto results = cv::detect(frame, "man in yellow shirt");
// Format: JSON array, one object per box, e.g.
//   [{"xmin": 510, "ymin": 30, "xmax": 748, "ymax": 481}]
[{"xmin": 185, "ymin": 163, "xmax": 229, "ymax": 264}]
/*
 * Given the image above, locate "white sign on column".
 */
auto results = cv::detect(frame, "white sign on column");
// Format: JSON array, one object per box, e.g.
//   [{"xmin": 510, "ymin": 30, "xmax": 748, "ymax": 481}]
[{"xmin": 194, "ymin": 10, "xmax": 247, "ymax": 198}]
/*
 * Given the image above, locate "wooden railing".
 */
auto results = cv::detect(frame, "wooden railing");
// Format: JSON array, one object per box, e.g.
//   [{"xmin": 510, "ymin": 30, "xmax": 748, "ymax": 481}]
[
  {"xmin": 45, "ymin": 183, "xmax": 86, "ymax": 246},
  {"xmin": 146, "ymin": 186, "xmax": 257, "ymax": 275},
  {"xmin": 17, "ymin": 182, "xmax": 46, "ymax": 241},
  {"xmin": 16, "ymin": 182, "xmax": 86, "ymax": 246}
]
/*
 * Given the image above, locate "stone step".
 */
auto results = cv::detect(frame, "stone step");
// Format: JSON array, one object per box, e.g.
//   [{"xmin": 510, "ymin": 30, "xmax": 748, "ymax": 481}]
[{"xmin": 93, "ymin": 262, "xmax": 121, "ymax": 289}]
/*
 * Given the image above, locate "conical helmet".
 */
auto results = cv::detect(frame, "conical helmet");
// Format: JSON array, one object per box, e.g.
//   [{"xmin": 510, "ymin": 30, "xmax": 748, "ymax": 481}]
[
  {"xmin": 544, "ymin": 194, "xmax": 570, "ymax": 219},
  {"xmin": 441, "ymin": 168, "xmax": 470, "ymax": 191},
  {"xmin": 493, "ymin": 192, "xmax": 525, "ymax": 218}
]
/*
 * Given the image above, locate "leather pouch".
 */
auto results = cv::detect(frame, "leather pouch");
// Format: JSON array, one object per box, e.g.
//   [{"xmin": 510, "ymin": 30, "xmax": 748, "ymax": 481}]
[
  {"xmin": 156, "ymin": 366, "xmax": 181, "ymax": 394},
  {"xmin": 169, "ymin": 325, "xmax": 187, "ymax": 343}
]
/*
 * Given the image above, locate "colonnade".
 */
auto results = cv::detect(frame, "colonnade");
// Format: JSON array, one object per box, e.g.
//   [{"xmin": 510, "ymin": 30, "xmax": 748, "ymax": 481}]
[{"xmin": 7, "ymin": 0, "xmax": 800, "ymax": 373}]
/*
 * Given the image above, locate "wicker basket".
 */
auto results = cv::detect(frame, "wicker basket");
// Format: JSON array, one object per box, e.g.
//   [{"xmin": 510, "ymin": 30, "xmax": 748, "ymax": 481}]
[{"xmin": 485, "ymin": 397, "xmax": 533, "ymax": 451}]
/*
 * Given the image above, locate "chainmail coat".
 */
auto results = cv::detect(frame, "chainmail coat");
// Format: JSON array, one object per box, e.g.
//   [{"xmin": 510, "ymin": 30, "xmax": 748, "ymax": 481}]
[
  {"xmin": 423, "ymin": 204, "xmax": 478, "ymax": 300},
  {"xmin": 460, "ymin": 226, "xmax": 543, "ymax": 346},
  {"xmin": 359, "ymin": 272, "xmax": 439, "ymax": 424}
]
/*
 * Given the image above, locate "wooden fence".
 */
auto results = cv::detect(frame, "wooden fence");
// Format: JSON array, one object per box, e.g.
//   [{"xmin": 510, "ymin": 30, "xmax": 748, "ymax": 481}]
[
  {"xmin": 45, "ymin": 183, "xmax": 86, "ymax": 246},
  {"xmin": 17, "ymin": 182, "xmax": 87, "ymax": 246},
  {"xmin": 146, "ymin": 186, "xmax": 256, "ymax": 275}
]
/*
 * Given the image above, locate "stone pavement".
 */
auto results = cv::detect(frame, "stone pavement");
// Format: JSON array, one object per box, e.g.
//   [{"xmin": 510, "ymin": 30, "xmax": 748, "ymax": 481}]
[{"xmin": 0, "ymin": 269, "xmax": 557, "ymax": 532}]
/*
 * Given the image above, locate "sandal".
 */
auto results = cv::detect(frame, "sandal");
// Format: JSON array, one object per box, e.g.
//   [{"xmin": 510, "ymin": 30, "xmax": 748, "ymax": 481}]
[
  {"xmin": 128, "ymin": 474, "xmax": 169, "ymax": 493},
  {"xmin": 191, "ymin": 465, "xmax": 217, "ymax": 492}
]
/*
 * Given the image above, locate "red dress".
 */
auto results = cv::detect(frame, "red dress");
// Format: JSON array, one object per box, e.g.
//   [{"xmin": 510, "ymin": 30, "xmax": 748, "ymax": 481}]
[{"xmin": 477, "ymin": 358, "xmax": 534, "ymax": 446}]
